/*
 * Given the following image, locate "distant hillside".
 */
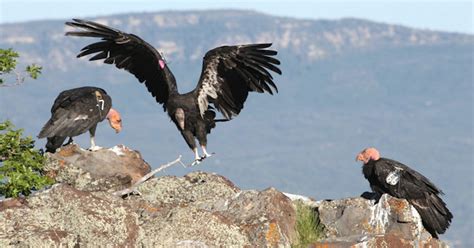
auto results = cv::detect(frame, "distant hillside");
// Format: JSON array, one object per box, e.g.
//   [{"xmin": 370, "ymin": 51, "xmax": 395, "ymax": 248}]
[{"xmin": 0, "ymin": 10, "xmax": 472, "ymax": 246}]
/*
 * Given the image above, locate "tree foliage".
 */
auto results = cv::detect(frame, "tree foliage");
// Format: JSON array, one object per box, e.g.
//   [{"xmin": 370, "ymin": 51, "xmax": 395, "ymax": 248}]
[
  {"xmin": 0, "ymin": 48, "xmax": 42, "ymax": 85},
  {"xmin": 0, "ymin": 121, "xmax": 53, "ymax": 197}
]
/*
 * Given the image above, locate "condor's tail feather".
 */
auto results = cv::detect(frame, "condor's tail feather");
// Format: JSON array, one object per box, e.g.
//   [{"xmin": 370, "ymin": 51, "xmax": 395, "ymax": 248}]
[
  {"xmin": 38, "ymin": 118, "xmax": 56, "ymax": 139},
  {"xmin": 410, "ymin": 194, "xmax": 453, "ymax": 239}
]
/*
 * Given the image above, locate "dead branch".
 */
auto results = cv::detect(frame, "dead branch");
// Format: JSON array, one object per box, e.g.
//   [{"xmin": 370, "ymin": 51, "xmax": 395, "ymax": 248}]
[
  {"xmin": 112, "ymin": 155, "xmax": 182, "ymax": 197},
  {"xmin": 0, "ymin": 70, "xmax": 25, "ymax": 87}
]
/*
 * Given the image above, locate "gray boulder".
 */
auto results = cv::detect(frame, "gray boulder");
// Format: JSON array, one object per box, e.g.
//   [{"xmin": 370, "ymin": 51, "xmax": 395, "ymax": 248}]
[
  {"xmin": 312, "ymin": 194, "xmax": 450, "ymax": 247},
  {"xmin": 43, "ymin": 144, "xmax": 151, "ymax": 192}
]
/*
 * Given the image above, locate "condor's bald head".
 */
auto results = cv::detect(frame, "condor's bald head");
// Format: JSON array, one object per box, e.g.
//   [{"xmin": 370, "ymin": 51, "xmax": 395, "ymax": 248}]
[
  {"xmin": 356, "ymin": 147, "xmax": 380, "ymax": 164},
  {"xmin": 106, "ymin": 108, "xmax": 122, "ymax": 133}
]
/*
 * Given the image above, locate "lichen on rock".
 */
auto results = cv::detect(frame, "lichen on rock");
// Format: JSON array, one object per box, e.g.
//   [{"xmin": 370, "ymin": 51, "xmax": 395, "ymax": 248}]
[
  {"xmin": 0, "ymin": 146, "xmax": 297, "ymax": 247},
  {"xmin": 0, "ymin": 145, "xmax": 451, "ymax": 247}
]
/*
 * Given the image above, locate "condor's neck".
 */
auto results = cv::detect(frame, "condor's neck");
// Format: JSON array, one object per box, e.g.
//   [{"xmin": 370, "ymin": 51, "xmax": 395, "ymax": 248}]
[{"xmin": 362, "ymin": 159, "xmax": 377, "ymax": 180}]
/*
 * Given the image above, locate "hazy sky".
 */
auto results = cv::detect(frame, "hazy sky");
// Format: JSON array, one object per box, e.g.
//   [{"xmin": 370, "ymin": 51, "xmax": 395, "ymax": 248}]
[{"xmin": 0, "ymin": 0, "xmax": 472, "ymax": 34}]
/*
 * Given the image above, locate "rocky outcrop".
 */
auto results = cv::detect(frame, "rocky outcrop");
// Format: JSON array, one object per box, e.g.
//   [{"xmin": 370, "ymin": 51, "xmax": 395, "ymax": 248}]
[
  {"xmin": 0, "ymin": 145, "xmax": 296, "ymax": 247},
  {"xmin": 0, "ymin": 144, "xmax": 450, "ymax": 247},
  {"xmin": 311, "ymin": 194, "xmax": 449, "ymax": 247},
  {"xmin": 43, "ymin": 144, "xmax": 151, "ymax": 192}
]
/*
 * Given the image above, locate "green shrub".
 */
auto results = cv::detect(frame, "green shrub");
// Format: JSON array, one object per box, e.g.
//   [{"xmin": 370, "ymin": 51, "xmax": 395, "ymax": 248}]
[
  {"xmin": 292, "ymin": 201, "xmax": 325, "ymax": 248},
  {"xmin": 0, "ymin": 120, "xmax": 53, "ymax": 197}
]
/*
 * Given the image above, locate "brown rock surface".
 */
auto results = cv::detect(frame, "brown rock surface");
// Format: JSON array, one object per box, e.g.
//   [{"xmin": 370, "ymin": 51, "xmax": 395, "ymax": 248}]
[
  {"xmin": 0, "ymin": 147, "xmax": 297, "ymax": 247},
  {"xmin": 0, "ymin": 145, "xmax": 451, "ymax": 247},
  {"xmin": 43, "ymin": 144, "xmax": 151, "ymax": 192}
]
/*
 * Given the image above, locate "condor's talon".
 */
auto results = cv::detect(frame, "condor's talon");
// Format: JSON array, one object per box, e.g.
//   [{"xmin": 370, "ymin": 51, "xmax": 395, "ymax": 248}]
[
  {"xmin": 201, "ymin": 145, "xmax": 214, "ymax": 159},
  {"xmin": 200, "ymin": 152, "xmax": 215, "ymax": 160},
  {"xmin": 190, "ymin": 159, "xmax": 201, "ymax": 167}
]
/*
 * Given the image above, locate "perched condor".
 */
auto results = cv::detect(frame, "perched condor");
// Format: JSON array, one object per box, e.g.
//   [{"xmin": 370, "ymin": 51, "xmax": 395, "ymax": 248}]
[
  {"xmin": 38, "ymin": 86, "xmax": 122, "ymax": 153},
  {"xmin": 65, "ymin": 19, "xmax": 282, "ymax": 165},
  {"xmin": 356, "ymin": 147, "xmax": 453, "ymax": 238}
]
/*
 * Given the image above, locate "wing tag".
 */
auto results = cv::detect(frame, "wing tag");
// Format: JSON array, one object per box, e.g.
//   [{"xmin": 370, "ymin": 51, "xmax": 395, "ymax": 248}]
[
  {"xmin": 386, "ymin": 167, "xmax": 403, "ymax": 186},
  {"xmin": 97, "ymin": 100, "xmax": 105, "ymax": 110}
]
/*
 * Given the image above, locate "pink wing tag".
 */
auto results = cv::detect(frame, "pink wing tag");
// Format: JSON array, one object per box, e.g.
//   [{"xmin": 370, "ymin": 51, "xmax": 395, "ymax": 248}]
[{"xmin": 159, "ymin": 60, "xmax": 166, "ymax": 69}]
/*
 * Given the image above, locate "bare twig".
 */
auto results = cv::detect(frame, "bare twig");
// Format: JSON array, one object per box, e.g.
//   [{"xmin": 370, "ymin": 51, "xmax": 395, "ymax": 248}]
[
  {"xmin": 0, "ymin": 70, "xmax": 25, "ymax": 87},
  {"xmin": 14, "ymin": 70, "xmax": 24, "ymax": 85},
  {"xmin": 112, "ymin": 155, "xmax": 182, "ymax": 197}
]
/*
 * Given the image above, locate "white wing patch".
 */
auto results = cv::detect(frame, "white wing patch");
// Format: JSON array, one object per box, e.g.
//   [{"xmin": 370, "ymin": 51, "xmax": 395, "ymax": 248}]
[
  {"xmin": 386, "ymin": 167, "xmax": 403, "ymax": 186},
  {"xmin": 73, "ymin": 115, "xmax": 89, "ymax": 121},
  {"xmin": 197, "ymin": 59, "xmax": 220, "ymax": 117}
]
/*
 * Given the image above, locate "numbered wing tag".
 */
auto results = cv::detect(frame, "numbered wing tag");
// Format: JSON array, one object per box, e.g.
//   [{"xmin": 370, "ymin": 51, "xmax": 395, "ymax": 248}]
[
  {"xmin": 386, "ymin": 167, "xmax": 403, "ymax": 186},
  {"xmin": 97, "ymin": 99, "xmax": 105, "ymax": 111}
]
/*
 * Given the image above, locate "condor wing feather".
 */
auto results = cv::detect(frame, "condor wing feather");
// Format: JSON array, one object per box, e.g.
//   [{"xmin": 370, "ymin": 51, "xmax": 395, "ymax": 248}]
[
  {"xmin": 38, "ymin": 87, "xmax": 111, "ymax": 139},
  {"xmin": 65, "ymin": 19, "xmax": 177, "ymax": 109},
  {"xmin": 375, "ymin": 158, "xmax": 443, "ymax": 197},
  {"xmin": 194, "ymin": 43, "xmax": 281, "ymax": 119},
  {"xmin": 372, "ymin": 158, "xmax": 452, "ymax": 238}
]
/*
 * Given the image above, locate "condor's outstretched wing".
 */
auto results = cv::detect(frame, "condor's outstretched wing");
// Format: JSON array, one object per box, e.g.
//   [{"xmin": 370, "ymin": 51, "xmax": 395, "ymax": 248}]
[
  {"xmin": 38, "ymin": 87, "xmax": 112, "ymax": 139},
  {"xmin": 194, "ymin": 43, "xmax": 281, "ymax": 119},
  {"xmin": 65, "ymin": 19, "xmax": 177, "ymax": 109}
]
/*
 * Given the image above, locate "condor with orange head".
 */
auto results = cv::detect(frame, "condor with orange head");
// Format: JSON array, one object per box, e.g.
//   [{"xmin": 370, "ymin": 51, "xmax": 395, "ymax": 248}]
[{"xmin": 38, "ymin": 86, "xmax": 122, "ymax": 152}]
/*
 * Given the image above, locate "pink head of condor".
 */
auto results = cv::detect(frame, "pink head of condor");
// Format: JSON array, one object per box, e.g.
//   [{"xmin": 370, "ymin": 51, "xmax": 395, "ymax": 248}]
[
  {"xmin": 106, "ymin": 108, "xmax": 122, "ymax": 133},
  {"xmin": 159, "ymin": 59, "xmax": 166, "ymax": 69},
  {"xmin": 356, "ymin": 147, "xmax": 380, "ymax": 164}
]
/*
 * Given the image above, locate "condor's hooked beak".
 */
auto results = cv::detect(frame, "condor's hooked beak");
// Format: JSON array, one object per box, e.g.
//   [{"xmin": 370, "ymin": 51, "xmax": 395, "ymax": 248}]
[
  {"xmin": 356, "ymin": 153, "xmax": 365, "ymax": 162},
  {"xmin": 107, "ymin": 108, "xmax": 122, "ymax": 133}
]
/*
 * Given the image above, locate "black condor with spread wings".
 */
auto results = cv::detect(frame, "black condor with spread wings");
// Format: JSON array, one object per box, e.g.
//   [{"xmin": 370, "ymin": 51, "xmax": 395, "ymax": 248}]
[{"xmin": 65, "ymin": 19, "xmax": 281, "ymax": 164}]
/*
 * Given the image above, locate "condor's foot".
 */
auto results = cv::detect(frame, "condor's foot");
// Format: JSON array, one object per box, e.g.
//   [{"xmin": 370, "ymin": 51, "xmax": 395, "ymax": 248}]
[
  {"xmin": 200, "ymin": 152, "xmax": 215, "ymax": 160},
  {"xmin": 88, "ymin": 145, "xmax": 103, "ymax": 152},
  {"xmin": 361, "ymin": 191, "xmax": 382, "ymax": 204},
  {"xmin": 190, "ymin": 158, "xmax": 202, "ymax": 167},
  {"xmin": 200, "ymin": 145, "xmax": 214, "ymax": 160}
]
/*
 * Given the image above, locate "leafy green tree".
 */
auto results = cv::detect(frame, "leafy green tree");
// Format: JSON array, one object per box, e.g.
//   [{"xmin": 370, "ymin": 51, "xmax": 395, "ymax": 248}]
[
  {"xmin": 0, "ymin": 121, "xmax": 53, "ymax": 197},
  {"xmin": 1, "ymin": 49, "xmax": 51, "ymax": 197},
  {"xmin": 0, "ymin": 48, "xmax": 42, "ymax": 85}
]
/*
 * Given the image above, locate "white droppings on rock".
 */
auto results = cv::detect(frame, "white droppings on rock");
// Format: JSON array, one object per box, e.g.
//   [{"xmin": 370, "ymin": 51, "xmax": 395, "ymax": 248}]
[
  {"xmin": 283, "ymin": 192, "xmax": 319, "ymax": 208},
  {"xmin": 409, "ymin": 204, "xmax": 424, "ymax": 237},
  {"xmin": 233, "ymin": 191, "xmax": 243, "ymax": 199},
  {"xmin": 283, "ymin": 192, "xmax": 311, "ymax": 201},
  {"xmin": 109, "ymin": 146, "xmax": 125, "ymax": 156},
  {"xmin": 368, "ymin": 195, "xmax": 390, "ymax": 233}
]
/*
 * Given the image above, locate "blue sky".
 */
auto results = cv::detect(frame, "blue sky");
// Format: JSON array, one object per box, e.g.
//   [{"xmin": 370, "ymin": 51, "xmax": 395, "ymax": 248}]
[{"xmin": 0, "ymin": 0, "xmax": 472, "ymax": 34}]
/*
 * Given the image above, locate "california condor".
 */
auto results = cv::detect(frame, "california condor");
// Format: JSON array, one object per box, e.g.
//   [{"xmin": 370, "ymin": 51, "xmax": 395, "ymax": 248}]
[
  {"xmin": 38, "ymin": 86, "xmax": 122, "ymax": 152},
  {"xmin": 356, "ymin": 147, "xmax": 452, "ymax": 238},
  {"xmin": 65, "ymin": 19, "xmax": 282, "ymax": 164}
]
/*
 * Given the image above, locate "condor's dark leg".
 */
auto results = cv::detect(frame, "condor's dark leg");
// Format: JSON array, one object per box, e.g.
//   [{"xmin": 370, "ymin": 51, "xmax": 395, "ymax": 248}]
[
  {"xmin": 88, "ymin": 124, "xmax": 101, "ymax": 151},
  {"xmin": 180, "ymin": 129, "xmax": 200, "ymax": 164},
  {"xmin": 196, "ymin": 124, "xmax": 212, "ymax": 159},
  {"xmin": 65, "ymin": 137, "xmax": 74, "ymax": 145}
]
